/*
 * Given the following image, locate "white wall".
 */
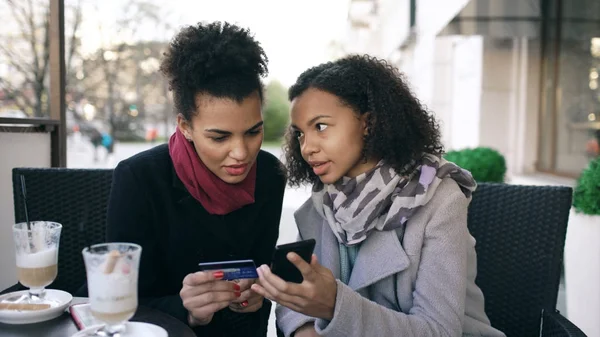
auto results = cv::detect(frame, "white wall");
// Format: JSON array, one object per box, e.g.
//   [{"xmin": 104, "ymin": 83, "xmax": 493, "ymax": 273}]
[
  {"xmin": 378, "ymin": 0, "xmax": 411, "ymax": 58},
  {"xmin": 400, "ymin": 34, "xmax": 485, "ymax": 152},
  {"xmin": 522, "ymin": 38, "xmax": 540, "ymax": 174},
  {"xmin": 405, "ymin": 0, "xmax": 478, "ymax": 148},
  {"xmin": 417, "ymin": 0, "xmax": 471, "ymax": 36},
  {"xmin": 478, "ymin": 37, "xmax": 540, "ymax": 177},
  {"xmin": 0, "ymin": 132, "xmax": 51, "ymax": 289},
  {"xmin": 450, "ymin": 36, "xmax": 483, "ymax": 150},
  {"xmin": 479, "ymin": 38, "xmax": 514, "ymax": 157},
  {"xmin": 410, "ymin": 35, "xmax": 437, "ymax": 107},
  {"xmin": 431, "ymin": 36, "xmax": 458, "ymax": 148}
]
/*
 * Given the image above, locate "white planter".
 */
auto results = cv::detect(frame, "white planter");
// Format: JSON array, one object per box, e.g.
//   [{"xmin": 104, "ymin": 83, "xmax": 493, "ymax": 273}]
[{"xmin": 564, "ymin": 209, "xmax": 600, "ymax": 337}]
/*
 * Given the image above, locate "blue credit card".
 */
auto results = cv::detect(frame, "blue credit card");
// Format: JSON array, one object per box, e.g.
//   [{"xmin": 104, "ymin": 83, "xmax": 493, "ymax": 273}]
[{"xmin": 198, "ymin": 259, "xmax": 258, "ymax": 280}]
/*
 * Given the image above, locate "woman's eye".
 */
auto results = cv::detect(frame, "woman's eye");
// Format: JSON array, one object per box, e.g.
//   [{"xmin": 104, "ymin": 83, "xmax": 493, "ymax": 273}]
[
  {"xmin": 294, "ymin": 130, "xmax": 304, "ymax": 139},
  {"xmin": 212, "ymin": 136, "xmax": 227, "ymax": 143},
  {"xmin": 316, "ymin": 123, "xmax": 328, "ymax": 132}
]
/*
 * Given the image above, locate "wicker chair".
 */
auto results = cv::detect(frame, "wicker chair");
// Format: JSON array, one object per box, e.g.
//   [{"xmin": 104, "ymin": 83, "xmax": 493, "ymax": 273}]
[
  {"xmin": 468, "ymin": 183, "xmax": 585, "ymax": 336},
  {"xmin": 1, "ymin": 168, "xmax": 113, "ymax": 295}
]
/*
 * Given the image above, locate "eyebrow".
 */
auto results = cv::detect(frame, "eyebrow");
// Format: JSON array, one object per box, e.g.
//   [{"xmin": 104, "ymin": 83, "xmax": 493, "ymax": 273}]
[
  {"xmin": 204, "ymin": 121, "xmax": 264, "ymax": 135},
  {"xmin": 291, "ymin": 115, "xmax": 331, "ymax": 129}
]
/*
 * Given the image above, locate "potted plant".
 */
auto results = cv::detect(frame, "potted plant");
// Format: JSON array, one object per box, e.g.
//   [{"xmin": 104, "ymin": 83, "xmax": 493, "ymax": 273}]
[
  {"xmin": 564, "ymin": 157, "xmax": 600, "ymax": 337},
  {"xmin": 443, "ymin": 147, "xmax": 506, "ymax": 183}
]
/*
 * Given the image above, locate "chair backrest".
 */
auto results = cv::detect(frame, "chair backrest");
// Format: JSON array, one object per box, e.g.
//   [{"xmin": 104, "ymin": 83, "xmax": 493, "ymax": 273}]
[
  {"xmin": 467, "ymin": 183, "xmax": 572, "ymax": 337},
  {"xmin": 12, "ymin": 168, "xmax": 113, "ymax": 294}
]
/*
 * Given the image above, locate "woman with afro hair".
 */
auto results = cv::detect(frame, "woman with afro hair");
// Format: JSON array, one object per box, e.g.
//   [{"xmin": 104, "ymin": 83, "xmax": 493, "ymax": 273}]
[
  {"xmin": 252, "ymin": 55, "xmax": 505, "ymax": 337},
  {"xmin": 103, "ymin": 22, "xmax": 286, "ymax": 336}
]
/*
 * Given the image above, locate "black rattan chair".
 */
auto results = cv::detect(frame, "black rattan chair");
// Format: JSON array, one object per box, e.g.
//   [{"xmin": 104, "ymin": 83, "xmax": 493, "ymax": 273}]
[
  {"xmin": 2, "ymin": 168, "xmax": 113, "ymax": 295},
  {"xmin": 468, "ymin": 183, "xmax": 585, "ymax": 337}
]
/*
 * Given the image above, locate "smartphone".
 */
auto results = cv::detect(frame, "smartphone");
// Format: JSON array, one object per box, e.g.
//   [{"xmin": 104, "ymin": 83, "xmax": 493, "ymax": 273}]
[
  {"xmin": 198, "ymin": 259, "xmax": 259, "ymax": 280},
  {"xmin": 69, "ymin": 303, "xmax": 102, "ymax": 330},
  {"xmin": 271, "ymin": 239, "xmax": 316, "ymax": 283}
]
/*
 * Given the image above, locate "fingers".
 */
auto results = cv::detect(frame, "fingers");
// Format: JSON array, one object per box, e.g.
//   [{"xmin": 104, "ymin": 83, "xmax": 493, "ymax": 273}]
[
  {"xmin": 182, "ymin": 289, "xmax": 241, "ymax": 311},
  {"xmin": 180, "ymin": 280, "xmax": 240, "ymax": 299},
  {"xmin": 254, "ymin": 266, "xmax": 306, "ymax": 304},
  {"xmin": 228, "ymin": 295, "xmax": 263, "ymax": 313},
  {"xmin": 228, "ymin": 290, "xmax": 263, "ymax": 312},
  {"xmin": 252, "ymin": 282, "xmax": 305, "ymax": 313},
  {"xmin": 183, "ymin": 271, "xmax": 223, "ymax": 286},
  {"xmin": 310, "ymin": 254, "xmax": 319, "ymax": 266},
  {"xmin": 189, "ymin": 300, "xmax": 231, "ymax": 320},
  {"xmin": 231, "ymin": 278, "xmax": 255, "ymax": 292},
  {"xmin": 230, "ymin": 288, "xmax": 253, "ymax": 303},
  {"xmin": 287, "ymin": 253, "xmax": 316, "ymax": 281},
  {"xmin": 180, "ymin": 274, "xmax": 243, "ymax": 317},
  {"xmin": 251, "ymin": 283, "xmax": 268, "ymax": 298}
]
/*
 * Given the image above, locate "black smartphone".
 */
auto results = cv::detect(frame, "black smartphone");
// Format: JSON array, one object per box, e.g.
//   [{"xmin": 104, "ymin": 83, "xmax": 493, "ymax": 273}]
[{"xmin": 271, "ymin": 239, "xmax": 316, "ymax": 283}]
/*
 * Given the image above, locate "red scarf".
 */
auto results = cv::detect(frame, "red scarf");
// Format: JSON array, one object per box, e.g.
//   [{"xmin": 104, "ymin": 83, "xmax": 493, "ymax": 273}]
[{"xmin": 168, "ymin": 128, "xmax": 257, "ymax": 215}]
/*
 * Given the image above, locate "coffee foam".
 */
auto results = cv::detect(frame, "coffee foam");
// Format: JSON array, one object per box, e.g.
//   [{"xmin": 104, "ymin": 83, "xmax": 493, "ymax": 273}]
[
  {"xmin": 16, "ymin": 248, "xmax": 57, "ymax": 268},
  {"xmin": 88, "ymin": 271, "xmax": 138, "ymax": 313}
]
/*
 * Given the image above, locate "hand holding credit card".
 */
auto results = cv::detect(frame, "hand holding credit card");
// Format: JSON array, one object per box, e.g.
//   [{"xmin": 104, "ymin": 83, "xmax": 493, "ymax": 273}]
[{"xmin": 198, "ymin": 259, "xmax": 259, "ymax": 280}]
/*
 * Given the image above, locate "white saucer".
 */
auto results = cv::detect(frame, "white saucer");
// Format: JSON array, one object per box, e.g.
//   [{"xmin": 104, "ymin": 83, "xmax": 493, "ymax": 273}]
[
  {"xmin": 0, "ymin": 289, "xmax": 73, "ymax": 324},
  {"xmin": 72, "ymin": 322, "xmax": 168, "ymax": 337}
]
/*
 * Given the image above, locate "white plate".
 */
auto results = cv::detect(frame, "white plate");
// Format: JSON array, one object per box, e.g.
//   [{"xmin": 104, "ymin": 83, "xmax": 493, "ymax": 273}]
[
  {"xmin": 0, "ymin": 289, "xmax": 73, "ymax": 324},
  {"xmin": 71, "ymin": 322, "xmax": 168, "ymax": 337}
]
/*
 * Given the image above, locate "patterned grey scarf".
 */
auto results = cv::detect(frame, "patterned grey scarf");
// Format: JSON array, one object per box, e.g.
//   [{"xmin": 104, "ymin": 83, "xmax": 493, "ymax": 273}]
[{"xmin": 312, "ymin": 154, "xmax": 477, "ymax": 246}]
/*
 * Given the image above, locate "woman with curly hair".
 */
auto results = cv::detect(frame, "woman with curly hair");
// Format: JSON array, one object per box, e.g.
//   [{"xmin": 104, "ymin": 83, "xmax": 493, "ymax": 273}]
[
  {"xmin": 103, "ymin": 22, "xmax": 286, "ymax": 336},
  {"xmin": 252, "ymin": 55, "xmax": 505, "ymax": 337}
]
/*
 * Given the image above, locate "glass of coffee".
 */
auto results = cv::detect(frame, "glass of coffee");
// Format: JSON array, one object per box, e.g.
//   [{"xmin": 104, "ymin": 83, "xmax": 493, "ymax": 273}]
[
  {"xmin": 12, "ymin": 221, "xmax": 62, "ymax": 302},
  {"xmin": 82, "ymin": 243, "xmax": 141, "ymax": 335}
]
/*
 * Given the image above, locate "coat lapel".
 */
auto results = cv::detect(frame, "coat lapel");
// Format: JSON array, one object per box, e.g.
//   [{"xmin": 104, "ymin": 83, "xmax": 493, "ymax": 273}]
[
  {"xmin": 295, "ymin": 199, "xmax": 410, "ymax": 292},
  {"xmin": 318, "ymin": 217, "xmax": 341, "ymax": 279},
  {"xmin": 347, "ymin": 229, "xmax": 410, "ymax": 291}
]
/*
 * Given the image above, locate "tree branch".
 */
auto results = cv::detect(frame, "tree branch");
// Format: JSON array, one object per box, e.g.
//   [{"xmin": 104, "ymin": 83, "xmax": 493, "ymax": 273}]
[
  {"xmin": 0, "ymin": 44, "xmax": 36, "ymax": 77},
  {"xmin": 25, "ymin": 0, "xmax": 41, "ymax": 76},
  {"xmin": 65, "ymin": 0, "xmax": 82, "ymax": 82},
  {"xmin": 39, "ymin": 9, "xmax": 50, "ymax": 83},
  {"xmin": 0, "ymin": 78, "xmax": 34, "ymax": 113},
  {"xmin": 5, "ymin": 0, "xmax": 30, "ymax": 40}
]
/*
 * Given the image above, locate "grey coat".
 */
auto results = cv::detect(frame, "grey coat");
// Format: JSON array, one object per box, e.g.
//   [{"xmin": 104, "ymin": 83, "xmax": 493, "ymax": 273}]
[{"xmin": 276, "ymin": 178, "xmax": 506, "ymax": 337}]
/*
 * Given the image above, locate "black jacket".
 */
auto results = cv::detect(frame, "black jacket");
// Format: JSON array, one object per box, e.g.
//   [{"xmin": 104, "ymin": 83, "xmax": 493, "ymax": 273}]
[{"xmin": 107, "ymin": 144, "xmax": 286, "ymax": 336}]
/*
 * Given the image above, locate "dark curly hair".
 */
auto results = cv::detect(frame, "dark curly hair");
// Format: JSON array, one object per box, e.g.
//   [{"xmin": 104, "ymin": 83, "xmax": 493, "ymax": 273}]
[
  {"xmin": 160, "ymin": 21, "xmax": 268, "ymax": 121},
  {"xmin": 284, "ymin": 54, "xmax": 444, "ymax": 187}
]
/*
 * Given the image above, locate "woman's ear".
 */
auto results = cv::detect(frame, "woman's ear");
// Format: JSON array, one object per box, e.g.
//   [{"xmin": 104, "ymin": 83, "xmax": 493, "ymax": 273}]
[
  {"xmin": 361, "ymin": 112, "xmax": 372, "ymax": 136},
  {"xmin": 176, "ymin": 114, "xmax": 193, "ymax": 141}
]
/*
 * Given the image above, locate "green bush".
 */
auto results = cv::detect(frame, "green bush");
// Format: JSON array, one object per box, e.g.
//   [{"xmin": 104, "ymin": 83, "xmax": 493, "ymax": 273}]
[
  {"xmin": 573, "ymin": 157, "xmax": 600, "ymax": 215},
  {"xmin": 443, "ymin": 147, "xmax": 506, "ymax": 183},
  {"xmin": 263, "ymin": 81, "xmax": 290, "ymax": 143}
]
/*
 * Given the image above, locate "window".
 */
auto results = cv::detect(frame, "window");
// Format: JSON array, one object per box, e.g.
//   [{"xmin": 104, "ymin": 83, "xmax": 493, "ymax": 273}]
[
  {"xmin": 538, "ymin": 0, "xmax": 600, "ymax": 176},
  {"xmin": 0, "ymin": 0, "xmax": 55, "ymax": 118}
]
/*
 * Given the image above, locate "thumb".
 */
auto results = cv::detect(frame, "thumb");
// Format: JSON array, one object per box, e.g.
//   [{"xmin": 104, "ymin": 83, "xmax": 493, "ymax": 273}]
[{"xmin": 310, "ymin": 254, "xmax": 319, "ymax": 267}]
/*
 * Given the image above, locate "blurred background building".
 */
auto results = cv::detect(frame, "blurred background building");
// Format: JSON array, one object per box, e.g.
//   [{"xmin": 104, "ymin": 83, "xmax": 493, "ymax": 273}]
[
  {"xmin": 343, "ymin": 0, "xmax": 600, "ymax": 179},
  {"xmin": 2, "ymin": 0, "xmax": 599, "ymax": 181}
]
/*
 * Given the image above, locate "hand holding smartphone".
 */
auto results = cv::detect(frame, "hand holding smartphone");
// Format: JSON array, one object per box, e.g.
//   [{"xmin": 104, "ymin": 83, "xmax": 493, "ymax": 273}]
[{"xmin": 270, "ymin": 239, "xmax": 316, "ymax": 283}]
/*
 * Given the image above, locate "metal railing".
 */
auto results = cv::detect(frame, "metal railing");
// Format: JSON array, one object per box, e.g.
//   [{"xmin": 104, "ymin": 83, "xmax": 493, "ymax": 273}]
[{"xmin": 0, "ymin": 118, "xmax": 63, "ymax": 167}]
